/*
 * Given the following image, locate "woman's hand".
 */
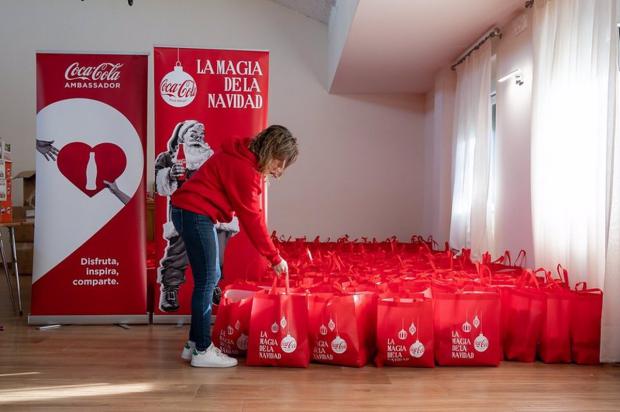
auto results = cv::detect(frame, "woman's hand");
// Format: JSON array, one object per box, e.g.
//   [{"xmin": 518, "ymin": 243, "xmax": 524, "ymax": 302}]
[{"xmin": 273, "ymin": 258, "xmax": 288, "ymax": 276}]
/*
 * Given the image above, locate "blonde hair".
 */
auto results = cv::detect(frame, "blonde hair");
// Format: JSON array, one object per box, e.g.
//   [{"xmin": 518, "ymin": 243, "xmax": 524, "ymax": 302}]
[{"xmin": 249, "ymin": 125, "xmax": 299, "ymax": 173}]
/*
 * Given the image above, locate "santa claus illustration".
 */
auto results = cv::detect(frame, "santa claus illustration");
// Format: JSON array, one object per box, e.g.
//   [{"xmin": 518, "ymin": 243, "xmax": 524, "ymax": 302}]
[{"xmin": 155, "ymin": 120, "xmax": 239, "ymax": 312}]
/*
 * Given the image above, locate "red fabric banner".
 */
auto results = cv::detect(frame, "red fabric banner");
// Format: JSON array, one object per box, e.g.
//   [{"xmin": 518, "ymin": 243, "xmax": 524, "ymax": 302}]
[{"xmin": 153, "ymin": 47, "xmax": 269, "ymax": 318}]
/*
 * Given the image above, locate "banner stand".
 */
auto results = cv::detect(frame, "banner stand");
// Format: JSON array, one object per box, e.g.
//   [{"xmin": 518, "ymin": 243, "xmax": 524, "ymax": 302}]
[
  {"xmin": 28, "ymin": 314, "xmax": 149, "ymax": 325},
  {"xmin": 153, "ymin": 47, "xmax": 269, "ymax": 322},
  {"xmin": 152, "ymin": 315, "xmax": 217, "ymax": 325},
  {"xmin": 152, "ymin": 314, "xmax": 191, "ymax": 325},
  {"xmin": 33, "ymin": 52, "xmax": 148, "ymax": 322}
]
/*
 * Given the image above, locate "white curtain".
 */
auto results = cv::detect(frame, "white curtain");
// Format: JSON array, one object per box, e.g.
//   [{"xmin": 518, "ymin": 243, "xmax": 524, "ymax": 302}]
[
  {"xmin": 531, "ymin": 0, "xmax": 619, "ymax": 361},
  {"xmin": 603, "ymin": 0, "xmax": 620, "ymax": 362},
  {"xmin": 604, "ymin": 80, "xmax": 620, "ymax": 362},
  {"xmin": 425, "ymin": 69, "xmax": 456, "ymax": 244},
  {"xmin": 449, "ymin": 41, "xmax": 494, "ymax": 256}
]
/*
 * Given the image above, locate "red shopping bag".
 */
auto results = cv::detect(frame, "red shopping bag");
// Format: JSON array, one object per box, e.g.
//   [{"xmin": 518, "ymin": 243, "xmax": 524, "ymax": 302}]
[
  {"xmin": 570, "ymin": 282, "xmax": 603, "ymax": 365},
  {"xmin": 246, "ymin": 276, "xmax": 310, "ymax": 368},
  {"xmin": 375, "ymin": 295, "xmax": 434, "ymax": 367},
  {"xmin": 212, "ymin": 288, "xmax": 257, "ymax": 356},
  {"xmin": 502, "ymin": 270, "xmax": 546, "ymax": 362},
  {"xmin": 538, "ymin": 268, "xmax": 572, "ymax": 363},
  {"xmin": 308, "ymin": 292, "xmax": 376, "ymax": 367},
  {"xmin": 434, "ymin": 288, "xmax": 502, "ymax": 366},
  {"xmin": 482, "ymin": 250, "xmax": 527, "ymax": 277}
]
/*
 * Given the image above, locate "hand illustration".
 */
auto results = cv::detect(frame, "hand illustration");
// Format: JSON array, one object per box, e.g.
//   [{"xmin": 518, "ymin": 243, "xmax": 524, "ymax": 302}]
[
  {"xmin": 104, "ymin": 180, "xmax": 131, "ymax": 205},
  {"xmin": 36, "ymin": 139, "xmax": 59, "ymax": 161},
  {"xmin": 168, "ymin": 162, "xmax": 186, "ymax": 181}
]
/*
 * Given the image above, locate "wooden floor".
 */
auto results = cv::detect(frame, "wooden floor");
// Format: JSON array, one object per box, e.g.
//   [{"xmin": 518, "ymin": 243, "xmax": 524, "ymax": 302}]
[{"xmin": 1, "ymin": 277, "xmax": 619, "ymax": 411}]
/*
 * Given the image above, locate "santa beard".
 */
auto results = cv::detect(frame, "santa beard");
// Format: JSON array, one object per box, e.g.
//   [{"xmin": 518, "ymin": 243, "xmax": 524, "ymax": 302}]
[{"xmin": 185, "ymin": 143, "xmax": 214, "ymax": 171}]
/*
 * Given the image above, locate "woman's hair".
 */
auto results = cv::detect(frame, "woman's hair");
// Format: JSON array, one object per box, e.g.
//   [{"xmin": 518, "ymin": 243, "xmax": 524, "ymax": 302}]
[{"xmin": 249, "ymin": 125, "xmax": 299, "ymax": 173}]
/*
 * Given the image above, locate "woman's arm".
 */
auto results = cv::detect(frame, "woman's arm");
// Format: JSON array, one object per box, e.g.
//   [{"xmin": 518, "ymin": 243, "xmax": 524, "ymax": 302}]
[{"xmin": 226, "ymin": 169, "xmax": 281, "ymax": 266}]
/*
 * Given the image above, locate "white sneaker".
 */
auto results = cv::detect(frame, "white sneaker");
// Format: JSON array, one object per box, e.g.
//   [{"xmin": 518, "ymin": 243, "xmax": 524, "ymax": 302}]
[
  {"xmin": 191, "ymin": 343, "xmax": 238, "ymax": 368},
  {"xmin": 181, "ymin": 341, "xmax": 195, "ymax": 361}
]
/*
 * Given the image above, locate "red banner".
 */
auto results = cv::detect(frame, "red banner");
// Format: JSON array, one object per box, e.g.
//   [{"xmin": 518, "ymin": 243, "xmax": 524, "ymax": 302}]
[
  {"xmin": 153, "ymin": 47, "xmax": 269, "ymax": 320},
  {"xmin": 31, "ymin": 53, "xmax": 148, "ymax": 322}
]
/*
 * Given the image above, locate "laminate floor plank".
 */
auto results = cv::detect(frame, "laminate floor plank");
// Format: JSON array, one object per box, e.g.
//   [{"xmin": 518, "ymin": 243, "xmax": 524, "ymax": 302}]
[{"xmin": 1, "ymin": 278, "xmax": 618, "ymax": 411}]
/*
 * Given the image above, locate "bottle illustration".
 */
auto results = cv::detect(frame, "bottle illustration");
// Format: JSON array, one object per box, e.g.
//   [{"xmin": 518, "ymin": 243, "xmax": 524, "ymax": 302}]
[
  {"xmin": 86, "ymin": 151, "xmax": 97, "ymax": 190},
  {"xmin": 176, "ymin": 143, "xmax": 186, "ymax": 182}
]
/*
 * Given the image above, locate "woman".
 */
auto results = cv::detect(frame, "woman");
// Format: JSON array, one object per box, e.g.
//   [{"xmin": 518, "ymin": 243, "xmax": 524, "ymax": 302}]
[{"xmin": 170, "ymin": 125, "xmax": 298, "ymax": 368}]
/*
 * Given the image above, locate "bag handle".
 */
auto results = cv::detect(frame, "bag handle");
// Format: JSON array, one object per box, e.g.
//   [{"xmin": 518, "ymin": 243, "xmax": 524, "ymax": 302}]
[
  {"xmin": 554, "ymin": 264, "xmax": 570, "ymax": 288},
  {"xmin": 573, "ymin": 282, "xmax": 603, "ymax": 294},
  {"xmin": 499, "ymin": 250, "xmax": 512, "ymax": 266},
  {"xmin": 270, "ymin": 273, "xmax": 290, "ymax": 295},
  {"xmin": 517, "ymin": 269, "xmax": 540, "ymax": 289},
  {"xmin": 474, "ymin": 262, "xmax": 493, "ymax": 285},
  {"xmin": 514, "ymin": 250, "xmax": 527, "ymax": 267},
  {"xmin": 534, "ymin": 267, "xmax": 555, "ymax": 287},
  {"xmin": 426, "ymin": 235, "xmax": 439, "ymax": 251},
  {"xmin": 540, "ymin": 267, "xmax": 568, "ymax": 289},
  {"xmin": 575, "ymin": 281, "xmax": 587, "ymax": 291}
]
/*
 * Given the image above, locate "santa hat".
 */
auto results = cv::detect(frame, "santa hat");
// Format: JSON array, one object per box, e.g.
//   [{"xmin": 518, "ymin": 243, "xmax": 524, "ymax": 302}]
[{"xmin": 168, "ymin": 120, "xmax": 200, "ymax": 152}]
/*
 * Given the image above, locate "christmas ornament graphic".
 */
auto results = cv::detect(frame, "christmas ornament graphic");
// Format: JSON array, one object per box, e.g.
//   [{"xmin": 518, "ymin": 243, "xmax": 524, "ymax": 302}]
[{"xmin": 281, "ymin": 334, "xmax": 297, "ymax": 354}]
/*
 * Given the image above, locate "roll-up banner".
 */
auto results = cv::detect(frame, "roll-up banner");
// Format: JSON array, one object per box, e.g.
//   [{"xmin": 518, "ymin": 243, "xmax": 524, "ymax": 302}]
[
  {"xmin": 30, "ymin": 52, "xmax": 148, "ymax": 324},
  {"xmin": 153, "ymin": 47, "xmax": 269, "ymax": 323}
]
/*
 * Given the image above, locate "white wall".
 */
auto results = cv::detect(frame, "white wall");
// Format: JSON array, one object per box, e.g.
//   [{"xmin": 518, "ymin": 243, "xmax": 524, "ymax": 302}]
[
  {"xmin": 327, "ymin": 0, "xmax": 359, "ymax": 91},
  {"xmin": 273, "ymin": 92, "xmax": 426, "ymax": 239},
  {"xmin": 0, "ymin": 0, "xmax": 427, "ymax": 240}
]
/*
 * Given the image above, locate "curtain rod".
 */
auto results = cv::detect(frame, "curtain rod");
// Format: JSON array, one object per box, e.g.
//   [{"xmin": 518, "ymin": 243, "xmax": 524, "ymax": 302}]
[
  {"xmin": 451, "ymin": 27, "xmax": 502, "ymax": 71},
  {"xmin": 450, "ymin": 1, "xmax": 532, "ymax": 71}
]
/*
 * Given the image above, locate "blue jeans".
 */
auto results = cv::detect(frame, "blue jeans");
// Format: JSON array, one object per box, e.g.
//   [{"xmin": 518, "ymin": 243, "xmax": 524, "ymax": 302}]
[{"xmin": 171, "ymin": 206, "xmax": 221, "ymax": 351}]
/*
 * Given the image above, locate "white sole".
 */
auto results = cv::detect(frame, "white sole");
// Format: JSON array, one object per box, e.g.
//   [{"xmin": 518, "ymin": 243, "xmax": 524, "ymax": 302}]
[{"xmin": 181, "ymin": 347, "xmax": 194, "ymax": 361}]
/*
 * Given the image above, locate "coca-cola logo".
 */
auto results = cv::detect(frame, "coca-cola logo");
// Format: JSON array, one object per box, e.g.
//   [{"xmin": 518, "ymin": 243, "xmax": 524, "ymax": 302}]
[
  {"xmin": 331, "ymin": 336, "xmax": 347, "ymax": 354},
  {"xmin": 280, "ymin": 335, "xmax": 297, "ymax": 354},
  {"xmin": 160, "ymin": 64, "xmax": 197, "ymax": 108},
  {"xmin": 160, "ymin": 78, "xmax": 197, "ymax": 99},
  {"xmin": 65, "ymin": 62, "xmax": 123, "ymax": 82}
]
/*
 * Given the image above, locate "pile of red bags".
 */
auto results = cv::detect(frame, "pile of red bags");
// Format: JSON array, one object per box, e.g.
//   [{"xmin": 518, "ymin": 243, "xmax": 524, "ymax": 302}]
[{"xmin": 215, "ymin": 235, "xmax": 603, "ymax": 367}]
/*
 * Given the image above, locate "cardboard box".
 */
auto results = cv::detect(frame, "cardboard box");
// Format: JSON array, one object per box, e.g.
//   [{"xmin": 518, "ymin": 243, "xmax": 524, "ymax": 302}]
[
  {"xmin": 0, "ymin": 160, "xmax": 12, "ymax": 222},
  {"xmin": 12, "ymin": 207, "xmax": 34, "ymax": 242},
  {"xmin": 13, "ymin": 170, "xmax": 35, "ymax": 209}
]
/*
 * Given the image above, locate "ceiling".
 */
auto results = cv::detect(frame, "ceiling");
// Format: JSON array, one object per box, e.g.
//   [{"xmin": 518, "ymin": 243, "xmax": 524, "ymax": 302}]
[
  {"xmin": 271, "ymin": 0, "xmax": 334, "ymax": 24},
  {"xmin": 272, "ymin": 0, "xmax": 526, "ymax": 94}
]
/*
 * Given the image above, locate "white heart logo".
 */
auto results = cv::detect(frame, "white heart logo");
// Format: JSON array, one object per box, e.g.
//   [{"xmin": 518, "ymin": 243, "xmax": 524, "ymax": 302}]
[{"xmin": 33, "ymin": 98, "xmax": 142, "ymax": 283}]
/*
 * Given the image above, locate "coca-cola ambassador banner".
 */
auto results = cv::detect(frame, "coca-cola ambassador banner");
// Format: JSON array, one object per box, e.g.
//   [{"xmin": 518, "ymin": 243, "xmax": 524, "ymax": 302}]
[
  {"xmin": 31, "ymin": 52, "xmax": 148, "ymax": 324},
  {"xmin": 154, "ymin": 47, "xmax": 269, "ymax": 322}
]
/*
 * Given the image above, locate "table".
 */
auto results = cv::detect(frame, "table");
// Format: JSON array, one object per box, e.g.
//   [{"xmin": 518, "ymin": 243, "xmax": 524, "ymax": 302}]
[{"xmin": 1, "ymin": 219, "xmax": 32, "ymax": 316}]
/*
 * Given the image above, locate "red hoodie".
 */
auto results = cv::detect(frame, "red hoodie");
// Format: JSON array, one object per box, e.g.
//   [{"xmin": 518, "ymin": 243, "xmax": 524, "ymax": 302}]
[{"xmin": 171, "ymin": 138, "xmax": 281, "ymax": 266}]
